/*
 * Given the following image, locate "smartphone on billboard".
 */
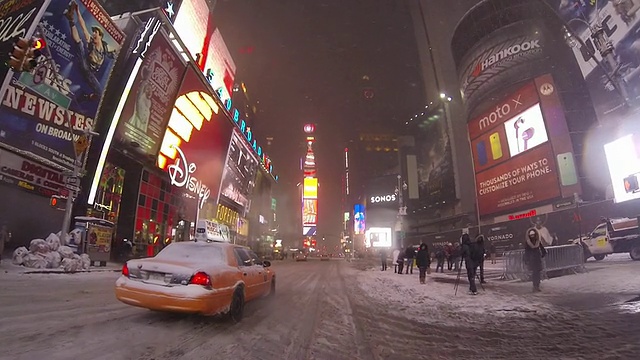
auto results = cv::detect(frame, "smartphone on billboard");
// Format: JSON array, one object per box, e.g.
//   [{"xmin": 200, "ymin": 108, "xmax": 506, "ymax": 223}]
[
  {"xmin": 557, "ymin": 152, "xmax": 578, "ymax": 186},
  {"xmin": 477, "ymin": 141, "xmax": 488, "ymax": 166},
  {"xmin": 489, "ymin": 132, "xmax": 503, "ymax": 160}
]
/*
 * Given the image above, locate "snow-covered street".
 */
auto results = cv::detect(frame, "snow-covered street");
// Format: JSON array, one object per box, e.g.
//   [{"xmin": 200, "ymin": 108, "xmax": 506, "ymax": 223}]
[{"xmin": 1, "ymin": 257, "xmax": 639, "ymax": 360}]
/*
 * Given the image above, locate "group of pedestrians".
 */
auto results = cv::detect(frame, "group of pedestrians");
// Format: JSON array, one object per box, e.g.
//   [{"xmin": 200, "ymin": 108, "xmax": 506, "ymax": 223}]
[{"xmin": 380, "ymin": 226, "xmax": 547, "ymax": 295}]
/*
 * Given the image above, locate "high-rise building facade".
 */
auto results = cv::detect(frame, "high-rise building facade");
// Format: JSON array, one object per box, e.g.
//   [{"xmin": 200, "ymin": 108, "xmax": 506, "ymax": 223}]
[{"xmin": 406, "ymin": 0, "xmax": 640, "ymax": 252}]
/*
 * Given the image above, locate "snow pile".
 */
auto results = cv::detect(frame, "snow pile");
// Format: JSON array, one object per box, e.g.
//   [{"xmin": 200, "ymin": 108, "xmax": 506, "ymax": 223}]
[
  {"xmin": 354, "ymin": 267, "xmax": 555, "ymax": 326},
  {"xmin": 46, "ymin": 233, "xmax": 61, "ymax": 251},
  {"xmin": 11, "ymin": 233, "xmax": 91, "ymax": 272}
]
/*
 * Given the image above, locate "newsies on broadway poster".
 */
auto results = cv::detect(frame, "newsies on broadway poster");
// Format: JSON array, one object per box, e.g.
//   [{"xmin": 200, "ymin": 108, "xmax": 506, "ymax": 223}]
[{"xmin": 0, "ymin": 0, "xmax": 124, "ymax": 170}]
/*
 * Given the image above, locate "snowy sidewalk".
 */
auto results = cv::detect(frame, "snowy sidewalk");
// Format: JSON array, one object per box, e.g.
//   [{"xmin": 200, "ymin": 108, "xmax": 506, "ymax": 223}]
[
  {"xmin": 354, "ymin": 257, "xmax": 640, "ymax": 320},
  {"xmin": 0, "ymin": 260, "xmax": 121, "ymax": 275}
]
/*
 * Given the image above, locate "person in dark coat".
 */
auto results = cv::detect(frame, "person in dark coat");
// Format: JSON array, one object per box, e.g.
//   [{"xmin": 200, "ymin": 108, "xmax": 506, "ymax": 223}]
[
  {"xmin": 415, "ymin": 243, "xmax": 431, "ymax": 284},
  {"xmin": 380, "ymin": 249, "xmax": 388, "ymax": 271},
  {"xmin": 395, "ymin": 247, "xmax": 404, "ymax": 275},
  {"xmin": 524, "ymin": 228, "xmax": 547, "ymax": 292},
  {"xmin": 476, "ymin": 234, "xmax": 487, "ymax": 284},
  {"xmin": 404, "ymin": 246, "xmax": 416, "ymax": 274},
  {"xmin": 435, "ymin": 246, "xmax": 445, "ymax": 273},
  {"xmin": 444, "ymin": 243, "xmax": 453, "ymax": 270},
  {"xmin": 452, "ymin": 242, "xmax": 462, "ymax": 271},
  {"xmin": 461, "ymin": 234, "xmax": 480, "ymax": 295}
]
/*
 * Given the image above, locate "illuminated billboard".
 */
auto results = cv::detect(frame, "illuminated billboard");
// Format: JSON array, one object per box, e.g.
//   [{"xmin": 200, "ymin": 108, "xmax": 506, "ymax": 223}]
[
  {"xmin": 0, "ymin": 0, "xmax": 124, "ymax": 170},
  {"xmin": 365, "ymin": 227, "xmax": 392, "ymax": 248},
  {"xmin": 302, "ymin": 199, "xmax": 318, "ymax": 225},
  {"xmin": 172, "ymin": 0, "xmax": 236, "ymax": 105},
  {"xmin": 157, "ymin": 65, "xmax": 235, "ymax": 208},
  {"xmin": 172, "ymin": 0, "xmax": 208, "ymax": 61},
  {"xmin": 304, "ymin": 178, "xmax": 318, "ymax": 199},
  {"xmin": 114, "ymin": 31, "xmax": 186, "ymax": 158},
  {"xmin": 354, "ymin": 204, "xmax": 365, "ymax": 235},
  {"xmin": 468, "ymin": 75, "xmax": 580, "ymax": 216},
  {"xmin": 604, "ymin": 134, "xmax": 640, "ymax": 204},
  {"xmin": 203, "ymin": 29, "xmax": 237, "ymax": 104},
  {"xmin": 219, "ymin": 129, "xmax": 259, "ymax": 215}
]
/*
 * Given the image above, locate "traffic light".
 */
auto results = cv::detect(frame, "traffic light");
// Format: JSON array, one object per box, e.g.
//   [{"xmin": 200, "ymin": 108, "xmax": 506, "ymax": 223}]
[
  {"xmin": 50, "ymin": 195, "xmax": 67, "ymax": 209},
  {"xmin": 7, "ymin": 37, "xmax": 29, "ymax": 71},
  {"xmin": 5, "ymin": 36, "xmax": 46, "ymax": 72},
  {"xmin": 624, "ymin": 175, "xmax": 639, "ymax": 193},
  {"xmin": 23, "ymin": 37, "xmax": 46, "ymax": 72}
]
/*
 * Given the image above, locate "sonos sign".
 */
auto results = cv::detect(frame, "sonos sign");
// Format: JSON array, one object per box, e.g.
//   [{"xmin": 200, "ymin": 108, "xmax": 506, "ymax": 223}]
[{"xmin": 370, "ymin": 194, "xmax": 397, "ymax": 204}]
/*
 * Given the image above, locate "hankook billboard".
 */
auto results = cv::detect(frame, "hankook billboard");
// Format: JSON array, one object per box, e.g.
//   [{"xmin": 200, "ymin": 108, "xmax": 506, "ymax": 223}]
[
  {"xmin": 457, "ymin": 21, "xmax": 548, "ymax": 114},
  {"xmin": 469, "ymin": 74, "xmax": 581, "ymax": 217}
]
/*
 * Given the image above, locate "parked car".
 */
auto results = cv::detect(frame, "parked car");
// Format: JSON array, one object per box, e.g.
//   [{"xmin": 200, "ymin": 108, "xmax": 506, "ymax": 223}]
[{"xmin": 115, "ymin": 240, "xmax": 275, "ymax": 321}]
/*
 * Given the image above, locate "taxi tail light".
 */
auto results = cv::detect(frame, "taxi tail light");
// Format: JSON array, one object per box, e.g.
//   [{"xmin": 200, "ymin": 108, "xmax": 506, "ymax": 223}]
[
  {"xmin": 122, "ymin": 264, "xmax": 130, "ymax": 277},
  {"xmin": 190, "ymin": 272, "xmax": 211, "ymax": 287}
]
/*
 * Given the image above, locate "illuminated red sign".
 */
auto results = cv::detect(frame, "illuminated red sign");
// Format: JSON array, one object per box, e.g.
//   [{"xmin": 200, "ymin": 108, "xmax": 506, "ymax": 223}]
[{"xmin": 508, "ymin": 209, "xmax": 537, "ymax": 221}]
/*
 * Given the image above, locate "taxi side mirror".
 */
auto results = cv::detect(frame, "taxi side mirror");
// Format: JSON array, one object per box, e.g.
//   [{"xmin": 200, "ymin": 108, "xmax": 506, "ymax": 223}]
[{"xmin": 263, "ymin": 260, "xmax": 271, "ymax": 268}]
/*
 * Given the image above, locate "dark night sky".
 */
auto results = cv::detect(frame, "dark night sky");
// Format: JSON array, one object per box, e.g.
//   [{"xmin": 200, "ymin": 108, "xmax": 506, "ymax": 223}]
[{"xmin": 214, "ymin": 0, "xmax": 423, "ymax": 247}]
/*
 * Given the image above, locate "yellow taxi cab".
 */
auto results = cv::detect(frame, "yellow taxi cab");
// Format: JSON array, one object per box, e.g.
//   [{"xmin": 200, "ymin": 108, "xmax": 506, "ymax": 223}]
[{"xmin": 115, "ymin": 239, "xmax": 275, "ymax": 321}]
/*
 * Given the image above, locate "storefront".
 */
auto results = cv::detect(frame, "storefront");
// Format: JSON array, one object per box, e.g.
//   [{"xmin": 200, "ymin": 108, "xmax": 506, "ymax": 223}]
[{"xmin": 0, "ymin": 149, "xmax": 66, "ymax": 247}]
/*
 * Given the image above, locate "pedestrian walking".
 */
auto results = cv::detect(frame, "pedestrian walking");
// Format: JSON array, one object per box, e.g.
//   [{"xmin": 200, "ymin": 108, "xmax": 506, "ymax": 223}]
[
  {"xmin": 380, "ymin": 249, "xmax": 388, "ymax": 271},
  {"xmin": 489, "ymin": 241, "xmax": 497, "ymax": 264},
  {"xmin": 0, "ymin": 225, "xmax": 10, "ymax": 263},
  {"xmin": 445, "ymin": 243, "xmax": 453, "ymax": 270},
  {"xmin": 435, "ymin": 246, "xmax": 445, "ymax": 273},
  {"xmin": 395, "ymin": 247, "xmax": 404, "ymax": 274},
  {"xmin": 404, "ymin": 245, "xmax": 415, "ymax": 274},
  {"xmin": 461, "ymin": 234, "xmax": 482, "ymax": 295},
  {"xmin": 452, "ymin": 242, "xmax": 462, "ymax": 271},
  {"xmin": 524, "ymin": 228, "xmax": 547, "ymax": 292},
  {"xmin": 476, "ymin": 234, "xmax": 487, "ymax": 284},
  {"xmin": 415, "ymin": 243, "xmax": 431, "ymax": 284}
]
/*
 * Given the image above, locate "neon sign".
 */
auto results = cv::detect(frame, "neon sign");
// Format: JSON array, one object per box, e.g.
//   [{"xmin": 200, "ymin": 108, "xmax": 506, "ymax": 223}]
[
  {"xmin": 167, "ymin": 146, "xmax": 210, "ymax": 208},
  {"xmin": 211, "ymin": 93, "xmax": 274, "ymax": 177}
]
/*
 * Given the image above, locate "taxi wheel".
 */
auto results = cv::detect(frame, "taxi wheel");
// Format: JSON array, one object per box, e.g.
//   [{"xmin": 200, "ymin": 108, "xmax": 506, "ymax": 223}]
[{"xmin": 228, "ymin": 288, "xmax": 245, "ymax": 323}]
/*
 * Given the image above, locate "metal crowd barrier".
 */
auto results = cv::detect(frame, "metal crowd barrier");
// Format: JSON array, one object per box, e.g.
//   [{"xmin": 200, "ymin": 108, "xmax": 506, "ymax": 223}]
[{"xmin": 501, "ymin": 244, "xmax": 586, "ymax": 281}]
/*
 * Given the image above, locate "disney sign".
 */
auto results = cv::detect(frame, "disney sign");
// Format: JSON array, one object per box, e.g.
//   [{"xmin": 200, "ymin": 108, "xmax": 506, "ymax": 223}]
[{"xmin": 167, "ymin": 146, "xmax": 211, "ymax": 208}]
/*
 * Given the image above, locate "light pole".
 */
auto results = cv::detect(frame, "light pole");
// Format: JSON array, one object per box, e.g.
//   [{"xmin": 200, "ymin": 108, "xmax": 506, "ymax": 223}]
[
  {"xmin": 574, "ymin": 192, "xmax": 583, "ymax": 242},
  {"xmin": 395, "ymin": 174, "xmax": 408, "ymax": 248}
]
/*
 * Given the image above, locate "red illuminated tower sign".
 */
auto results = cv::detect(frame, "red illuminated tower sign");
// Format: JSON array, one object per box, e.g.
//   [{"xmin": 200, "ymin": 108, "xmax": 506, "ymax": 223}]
[{"xmin": 302, "ymin": 124, "xmax": 318, "ymax": 247}]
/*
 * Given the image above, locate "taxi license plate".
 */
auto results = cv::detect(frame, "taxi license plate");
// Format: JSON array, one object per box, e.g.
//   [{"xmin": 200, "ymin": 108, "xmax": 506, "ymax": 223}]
[{"xmin": 148, "ymin": 273, "xmax": 166, "ymax": 282}]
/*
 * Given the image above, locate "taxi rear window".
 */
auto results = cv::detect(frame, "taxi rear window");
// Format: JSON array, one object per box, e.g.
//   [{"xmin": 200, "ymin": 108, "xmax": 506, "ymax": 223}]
[{"xmin": 156, "ymin": 243, "xmax": 226, "ymax": 264}]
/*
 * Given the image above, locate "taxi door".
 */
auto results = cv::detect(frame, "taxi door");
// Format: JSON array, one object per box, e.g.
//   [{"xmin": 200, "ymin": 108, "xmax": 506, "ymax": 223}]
[
  {"xmin": 248, "ymin": 250, "xmax": 269, "ymax": 296},
  {"xmin": 233, "ymin": 248, "xmax": 260, "ymax": 300}
]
